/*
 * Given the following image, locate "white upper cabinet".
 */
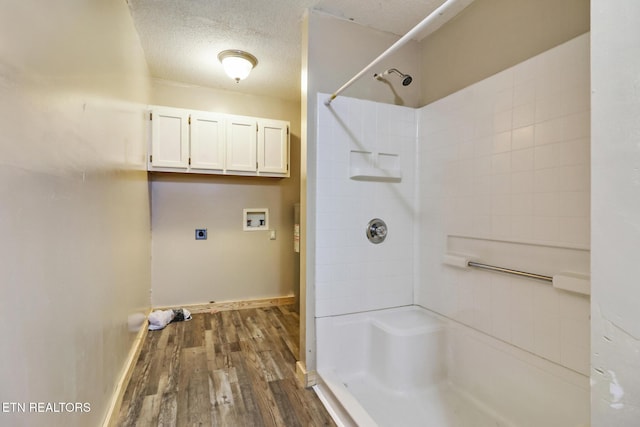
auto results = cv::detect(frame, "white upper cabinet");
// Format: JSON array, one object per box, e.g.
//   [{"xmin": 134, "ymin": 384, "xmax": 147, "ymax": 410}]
[
  {"xmin": 190, "ymin": 112, "xmax": 225, "ymax": 171},
  {"xmin": 258, "ymin": 120, "xmax": 289, "ymax": 174},
  {"xmin": 226, "ymin": 116, "xmax": 258, "ymax": 172},
  {"xmin": 150, "ymin": 107, "xmax": 189, "ymax": 169},
  {"xmin": 148, "ymin": 106, "xmax": 289, "ymax": 177}
]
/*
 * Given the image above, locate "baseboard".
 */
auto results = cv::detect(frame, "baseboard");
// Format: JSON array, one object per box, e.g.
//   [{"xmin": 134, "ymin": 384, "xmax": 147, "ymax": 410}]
[
  {"xmin": 154, "ymin": 295, "xmax": 296, "ymax": 314},
  {"xmin": 296, "ymin": 360, "xmax": 318, "ymax": 388},
  {"xmin": 101, "ymin": 314, "xmax": 150, "ymax": 427}
]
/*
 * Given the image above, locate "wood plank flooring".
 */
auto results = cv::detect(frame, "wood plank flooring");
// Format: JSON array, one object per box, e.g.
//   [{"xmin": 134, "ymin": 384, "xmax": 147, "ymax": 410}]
[{"xmin": 117, "ymin": 305, "xmax": 336, "ymax": 427}]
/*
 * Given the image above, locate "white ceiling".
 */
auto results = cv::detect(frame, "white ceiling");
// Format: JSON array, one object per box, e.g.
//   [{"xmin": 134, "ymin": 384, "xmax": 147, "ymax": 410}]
[{"xmin": 127, "ymin": 0, "xmax": 471, "ymax": 102}]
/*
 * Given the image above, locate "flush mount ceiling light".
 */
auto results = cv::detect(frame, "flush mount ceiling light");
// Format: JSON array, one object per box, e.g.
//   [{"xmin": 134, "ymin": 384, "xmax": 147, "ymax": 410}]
[{"xmin": 217, "ymin": 49, "xmax": 258, "ymax": 83}]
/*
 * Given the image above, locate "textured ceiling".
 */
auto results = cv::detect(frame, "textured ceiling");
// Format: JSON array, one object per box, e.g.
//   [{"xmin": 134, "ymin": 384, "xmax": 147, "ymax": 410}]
[{"xmin": 127, "ymin": 0, "xmax": 472, "ymax": 102}]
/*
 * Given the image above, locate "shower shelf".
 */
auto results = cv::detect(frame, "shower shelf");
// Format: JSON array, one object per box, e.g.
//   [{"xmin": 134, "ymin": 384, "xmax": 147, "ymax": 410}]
[
  {"xmin": 350, "ymin": 168, "xmax": 402, "ymax": 182},
  {"xmin": 349, "ymin": 150, "xmax": 401, "ymax": 182}
]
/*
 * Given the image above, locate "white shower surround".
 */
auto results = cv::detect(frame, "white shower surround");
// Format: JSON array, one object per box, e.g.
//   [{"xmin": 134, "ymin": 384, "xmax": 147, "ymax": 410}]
[
  {"xmin": 314, "ymin": 34, "xmax": 591, "ymax": 426},
  {"xmin": 315, "ymin": 96, "xmax": 417, "ymax": 317}
]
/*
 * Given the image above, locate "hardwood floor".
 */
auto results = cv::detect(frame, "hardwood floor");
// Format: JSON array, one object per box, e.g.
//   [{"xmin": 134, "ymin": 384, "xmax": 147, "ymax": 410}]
[{"xmin": 117, "ymin": 305, "xmax": 336, "ymax": 427}]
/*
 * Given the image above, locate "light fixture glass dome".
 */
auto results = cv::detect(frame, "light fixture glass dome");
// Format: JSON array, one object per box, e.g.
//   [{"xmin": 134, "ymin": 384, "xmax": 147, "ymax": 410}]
[{"xmin": 218, "ymin": 50, "xmax": 258, "ymax": 83}]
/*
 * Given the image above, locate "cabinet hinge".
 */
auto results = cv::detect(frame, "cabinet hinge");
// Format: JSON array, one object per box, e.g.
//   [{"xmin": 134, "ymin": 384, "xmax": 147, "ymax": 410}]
[
  {"xmin": 287, "ymin": 126, "xmax": 289, "ymax": 135},
  {"xmin": 256, "ymin": 123, "xmax": 258, "ymax": 132},
  {"xmin": 189, "ymin": 158, "xmax": 191, "ymax": 165},
  {"xmin": 188, "ymin": 116, "xmax": 191, "ymax": 125},
  {"xmin": 150, "ymin": 112, "xmax": 153, "ymax": 121},
  {"xmin": 149, "ymin": 155, "xmax": 153, "ymax": 163}
]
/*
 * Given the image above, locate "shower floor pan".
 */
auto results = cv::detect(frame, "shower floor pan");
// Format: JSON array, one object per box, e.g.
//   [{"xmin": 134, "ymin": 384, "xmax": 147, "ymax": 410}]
[
  {"xmin": 317, "ymin": 370, "xmax": 511, "ymax": 427},
  {"xmin": 315, "ymin": 304, "xmax": 589, "ymax": 427},
  {"xmin": 314, "ymin": 306, "xmax": 513, "ymax": 427}
]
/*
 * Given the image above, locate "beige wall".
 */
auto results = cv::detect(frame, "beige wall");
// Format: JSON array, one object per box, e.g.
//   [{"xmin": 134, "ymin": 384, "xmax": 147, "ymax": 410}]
[
  {"xmin": 150, "ymin": 80, "xmax": 301, "ymax": 307},
  {"xmin": 419, "ymin": 0, "xmax": 590, "ymax": 105},
  {"xmin": 152, "ymin": 79, "xmax": 301, "ymax": 123},
  {"xmin": 0, "ymin": 1, "xmax": 151, "ymax": 426}
]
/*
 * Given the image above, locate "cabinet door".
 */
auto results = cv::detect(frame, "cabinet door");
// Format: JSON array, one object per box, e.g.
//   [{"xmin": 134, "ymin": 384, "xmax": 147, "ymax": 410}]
[
  {"xmin": 257, "ymin": 120, "xmax": 289, "ymax": 175},
  {"xmin": 190, "ymin": 112, "xmax": 225, "ymax": 171},
  {"xmin": 226, "ymin": 116, "xmax": 257, "ymax": 172},
  {"xmin": 150, "ymin": 107, "xmax": 189, "ymax": 169}
]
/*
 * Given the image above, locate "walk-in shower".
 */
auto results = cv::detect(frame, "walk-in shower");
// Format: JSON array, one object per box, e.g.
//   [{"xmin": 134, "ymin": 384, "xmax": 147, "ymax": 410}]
[
  {"xmin": 312, "ymin": 31, "xmax": 591, "ymax": 427},
  {"xmin": 313, "ymin": 0, "xmax": 590, "ymax": 425}
]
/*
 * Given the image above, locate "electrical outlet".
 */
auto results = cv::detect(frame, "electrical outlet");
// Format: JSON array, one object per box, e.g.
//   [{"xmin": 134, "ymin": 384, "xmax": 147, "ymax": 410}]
[
  {"xmin": 269, "ymin": 230, "xmax": 276, "ymax": 240},
  {"xmin": 195, "ymin": 229, "xmax": 207, "ymax": 240}
]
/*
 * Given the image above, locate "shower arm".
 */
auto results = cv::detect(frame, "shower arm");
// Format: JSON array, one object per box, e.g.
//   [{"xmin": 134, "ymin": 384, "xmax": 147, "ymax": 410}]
[
  {"xmin": 324, "ymin": 0, "xmax": 461, "ymax": 106},
  {"xmin": 386, "ymin": 68, "xmax": 402, "ymax": 78},
  {"xmin": 375, "ymin": 68, "xmax": 400, "ymax": 79}
]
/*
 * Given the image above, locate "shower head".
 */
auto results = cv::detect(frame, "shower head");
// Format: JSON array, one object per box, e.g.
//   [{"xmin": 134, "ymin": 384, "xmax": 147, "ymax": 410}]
[{"xmin": 374, "ymin": 68, "xmax": 413, "ymax": 86}]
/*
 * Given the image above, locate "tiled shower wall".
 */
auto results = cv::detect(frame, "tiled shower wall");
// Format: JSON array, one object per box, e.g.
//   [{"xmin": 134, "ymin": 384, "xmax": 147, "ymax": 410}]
[
  {"xmin": 417, "ymin": 34, "xmax": 591, "ymax": 374},
  {"xmin": 419, "ymin": 35, "xmax": 590, "ymax": 247},
  {"xmin": 315, "ymin": 95, "xmax": 416, "ymax": 317}
]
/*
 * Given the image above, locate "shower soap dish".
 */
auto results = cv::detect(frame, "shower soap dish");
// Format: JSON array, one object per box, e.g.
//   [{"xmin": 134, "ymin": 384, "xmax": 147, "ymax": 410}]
[{"xmin": 349, "ymin": 150, "xmax": 401, "ymax": 182}]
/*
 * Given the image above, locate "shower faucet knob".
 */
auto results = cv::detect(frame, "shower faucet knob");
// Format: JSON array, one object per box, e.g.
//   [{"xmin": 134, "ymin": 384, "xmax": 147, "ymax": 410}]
[{"xmin": 366, "ymin": 218, "xmax": 388, "ymax": 244}]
